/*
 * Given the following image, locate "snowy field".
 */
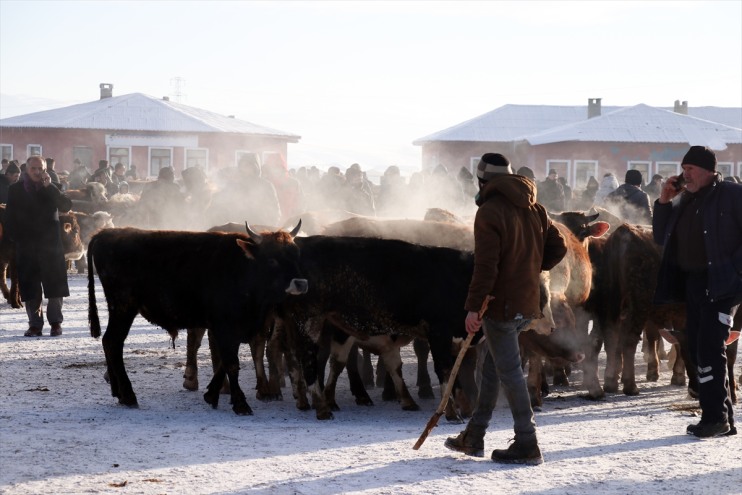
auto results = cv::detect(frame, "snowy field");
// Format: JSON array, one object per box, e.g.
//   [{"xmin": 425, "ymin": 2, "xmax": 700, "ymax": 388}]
[{"xmin": 1, "ymin": 273, "xmax": 740, "ymax": 495}]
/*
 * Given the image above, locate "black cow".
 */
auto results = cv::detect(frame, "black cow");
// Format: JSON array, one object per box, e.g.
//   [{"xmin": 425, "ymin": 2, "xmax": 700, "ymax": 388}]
[
  {"xmin": 276, "ymin": 235, "xmax": 478, "ymax": 420},
  {"xmin": 87, "ymin": 224, "xmax": 307, "ymax": 415}
]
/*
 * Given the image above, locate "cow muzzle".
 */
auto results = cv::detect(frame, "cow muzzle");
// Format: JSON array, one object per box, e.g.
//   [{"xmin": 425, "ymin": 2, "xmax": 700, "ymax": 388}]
[{"xmin": 286, "ymin": 278, "xmax": 309, "ymax": 295}]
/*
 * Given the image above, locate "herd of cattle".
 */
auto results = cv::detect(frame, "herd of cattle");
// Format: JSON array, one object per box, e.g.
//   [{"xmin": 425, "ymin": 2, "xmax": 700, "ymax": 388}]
[{"xmin": 1, "ymin": 197, "xmax": 740, "ymax": 422}]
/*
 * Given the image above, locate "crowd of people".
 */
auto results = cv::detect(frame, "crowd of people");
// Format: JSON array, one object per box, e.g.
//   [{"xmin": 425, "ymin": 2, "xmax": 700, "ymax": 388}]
[{"xmin": 1, "ymin": 145, "xmax": 739, "ymax": 462}]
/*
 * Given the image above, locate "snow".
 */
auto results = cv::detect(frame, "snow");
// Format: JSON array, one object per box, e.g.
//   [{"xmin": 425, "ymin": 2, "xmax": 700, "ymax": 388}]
[{"xmin": 1, "ymin": 273, "xmax": 739, "ymax": 495}]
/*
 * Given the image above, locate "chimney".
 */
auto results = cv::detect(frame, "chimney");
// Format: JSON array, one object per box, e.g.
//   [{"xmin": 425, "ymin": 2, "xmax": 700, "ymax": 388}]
[
  {"xmin": 162, "ymin": 96, "xmax": 170, "ymax": 101},
  {"xmin": 588, "ymin": 98, "xmax": 602, "ymax": 119},
  {"xmin": 673, "ymin": 100, "xmax": 688, "ymax": 115},
  {"xmin": 99, "ymin": 83, "xmax": 113, "ymax": 99}
]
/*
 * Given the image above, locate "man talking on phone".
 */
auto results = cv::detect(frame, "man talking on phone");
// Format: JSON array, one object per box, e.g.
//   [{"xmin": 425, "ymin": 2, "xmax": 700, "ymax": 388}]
[
  {"xmin": 653, "ymin": 145, "xmax": 742, "ymax": 438},
  {"xmin": 4, "ymin": 155, "xmax": 73, "ymax": 337}
]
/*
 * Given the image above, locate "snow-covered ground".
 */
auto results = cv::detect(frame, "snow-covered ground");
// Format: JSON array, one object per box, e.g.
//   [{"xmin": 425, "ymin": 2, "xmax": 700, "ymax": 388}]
[{"xmin": 1, "ymin": 273, "xmax": 739, "ymax": 495}]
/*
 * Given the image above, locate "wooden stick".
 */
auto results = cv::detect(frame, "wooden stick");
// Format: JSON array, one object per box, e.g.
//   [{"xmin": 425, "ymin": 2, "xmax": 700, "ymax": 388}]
[{"xmin": 412, "ymin": 295, "xmax": 493, "ymax": 450}]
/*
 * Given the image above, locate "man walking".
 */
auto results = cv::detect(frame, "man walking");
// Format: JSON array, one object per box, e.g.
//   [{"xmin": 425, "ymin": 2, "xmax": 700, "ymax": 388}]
[{"xmin": 444, "ymin": 153, "xmax": 567, "ymax": 465}]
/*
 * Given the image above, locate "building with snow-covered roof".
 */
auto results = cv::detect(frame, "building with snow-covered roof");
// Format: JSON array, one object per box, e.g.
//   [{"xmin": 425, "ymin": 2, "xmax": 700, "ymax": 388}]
[
  {"xmin": 414, "ymin": 99, "xmax": 742, "ymax": 189},
  {"xmin": 0, "ymin": 83, "xmax": 300, "ymax": 178}
]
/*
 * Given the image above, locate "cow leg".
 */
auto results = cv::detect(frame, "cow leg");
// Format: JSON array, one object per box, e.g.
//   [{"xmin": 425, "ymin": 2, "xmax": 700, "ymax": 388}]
[
  {"xmin": 205, "ymin": 330, "xmax": 230, "ymax": 395},
  {"xmin": 324, "ymin": 346, "xmax": 350, "ymax": 411},
  {"xmin": 551, "ymin": 360, "xmax": 570, "ymax": 386},
  {"xmin": 8, "ymin": 259, "xmax": 22, "ymax": 308},
  {"xmin": 428, "ymin": 335, "xmax": 464, "ymax": 422},
  {"xmin": 204, "ymin": 333, "xmax": 251, "ymax": 415},
  {"xmin": 526, "ymin": 352, "xmax": 544, "ymax": 409},
  {"xmin": 620, "ymin": 322, "xmax": 643, "ymax": 396},
  {"xmin": 264, "ymin": 325, "xmax": 286, "ymax": 400},
  {"xmin": 376, "ymin": 346, "xmax": 419, "ymax": 411},
  {"xmin": 355, "ymin": 349, "xmax": 374, "ymax": 387},
  {"xmin": 580, "ymin": 319, "xmax": 605, "ymax": 400},
  {"xmin": 375, "ymin": 354, "xmax": 387, "ymax": 388},
  {"xmin": 602, "ymin": 323, "xmax": 622, "ymax": 394},
  {"xmin": 275, "ymin": 317, "xmax": 311, "ymax": 411},
  {"xmin": 455, "ymin": 345, "xmax": 478, "ymax": 418},
  {"xmin": 346, "ymin": 345, "xmax": 374, "ymax": 406},
  {"xmin": 0, "ymin": 261, "xmax": 9, "ymax": 302},
  {"xmin": 643, "ymin": 323, "xmax": 661, "ymax": 382},
  {"xmin": 251, "ymin": 330, "xmax": 275, "ymax": 401},
  {"xmin": 101, "ymin": 310, "xmax": 138, "ymax": 407},
  {"xmin": 184, "ymin": 327, "xmax": 206, "ymax": 391},
  {"xmin": 668, "ymin": 344, "xmax": 686, "ymax": 386},
  {"xmin": 727, "ymin": 340, "xmax": 738, "ymax": 404},
  {"xmin": 413, "ymin": 338, "xmax": 434, "ymax": 399}
]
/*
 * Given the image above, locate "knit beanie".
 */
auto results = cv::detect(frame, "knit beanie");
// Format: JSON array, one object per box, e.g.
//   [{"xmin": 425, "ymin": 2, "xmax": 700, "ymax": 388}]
[
  {"xmin": 625, "ymin": 169, "xmax": 643, "ymax": 186},
  {"xmin": 681, "ymin": 146, "xmax": 716, "ymax": 172},
  {"xmin": 476, "ymin": 153, "xmax": 513, "ymax": 181}
]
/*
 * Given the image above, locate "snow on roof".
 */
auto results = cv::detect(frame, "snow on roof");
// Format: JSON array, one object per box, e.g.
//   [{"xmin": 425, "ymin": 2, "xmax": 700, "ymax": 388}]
[
  {"xmin": 527, "ymin": 104, "xmax": 742, "ymax": 150},
  {"xmin": 413, "ymin": 103, "xmax": 742, "ymax": 148},
  {"xmin": 0, "ymin": 93, "xmax": 301, "ymax": 141}
]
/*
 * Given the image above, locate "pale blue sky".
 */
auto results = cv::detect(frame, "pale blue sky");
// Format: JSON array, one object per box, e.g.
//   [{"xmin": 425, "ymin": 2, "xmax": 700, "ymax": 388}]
[{"xmin": 1, "ymin": 0, "xmax": 740, "ymax": 171}]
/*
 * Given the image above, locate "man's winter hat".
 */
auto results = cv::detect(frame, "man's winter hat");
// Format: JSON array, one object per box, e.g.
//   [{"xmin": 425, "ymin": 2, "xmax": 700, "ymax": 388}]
[
  {"xmin": 476, "ymin": 153, "xmax": 513, "ymax": 181},
  {"xmin": 681, "ymin": 145, "xmax": 716, "ymax": 172},
  {"xmin": 625, "ymin": 169, "xmax": 643, "ymax": 186}
]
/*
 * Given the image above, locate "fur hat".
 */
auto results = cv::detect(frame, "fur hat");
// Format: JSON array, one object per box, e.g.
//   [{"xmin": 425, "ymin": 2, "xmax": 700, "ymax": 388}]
[
  {"xmin": 516, "ymin": 166, "xmax": 535, "ymax": 179},
  {"xmin": 476, "ymin": 153, "xmax": 513, "ymax": 181},
  {"xmin": 625, "ymin": 169, "xmax": 643, "ymax": 186},
  {"xmin": 681, "ymin": 146, "xmax": 716, "ymax": 172}
]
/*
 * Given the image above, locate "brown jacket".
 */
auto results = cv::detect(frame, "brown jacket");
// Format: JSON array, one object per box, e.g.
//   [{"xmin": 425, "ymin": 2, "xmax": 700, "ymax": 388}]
[{"xmin": 465, "ymin": 174, "xmax": 567, "ymax": 321}]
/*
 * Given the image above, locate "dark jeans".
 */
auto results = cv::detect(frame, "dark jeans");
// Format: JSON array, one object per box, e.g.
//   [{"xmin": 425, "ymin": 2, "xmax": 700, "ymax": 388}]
[
  {"xmin": 467, "ymin": 318, "xmax": 537, "ymax": 443},
  {"xmin": 685, "ymin": 272, "xmax": 739, "ymax": 426}
]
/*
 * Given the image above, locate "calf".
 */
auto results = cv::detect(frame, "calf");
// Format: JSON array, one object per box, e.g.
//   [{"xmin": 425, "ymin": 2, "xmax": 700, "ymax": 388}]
[{"xmin": 87, "ymin": 224, "xmax": 307, "ymax": 415}]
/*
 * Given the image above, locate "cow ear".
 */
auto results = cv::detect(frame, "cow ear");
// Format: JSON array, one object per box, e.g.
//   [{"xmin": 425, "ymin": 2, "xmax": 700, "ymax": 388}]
[
  {"xmin": 236, "ymin": 239, "xmax": 257, "ymax": 259},
  {"xmin": 589, "ymin": 221, "xmax": 610, "ymax": 238},
  {"xmin": 63, "ymin": 223, "xmax": 73, "ymax": 234}
]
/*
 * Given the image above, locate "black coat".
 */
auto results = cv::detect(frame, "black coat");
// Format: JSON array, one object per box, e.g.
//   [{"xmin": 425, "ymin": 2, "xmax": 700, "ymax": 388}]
[{"xmin": 4, "ymin": 178, "xmax": 72, "ymax": 300}]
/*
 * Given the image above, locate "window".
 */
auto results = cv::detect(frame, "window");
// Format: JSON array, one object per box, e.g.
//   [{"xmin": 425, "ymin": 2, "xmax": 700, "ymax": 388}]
[
  {"xmin": 108, "ymin": 147, "xmax": 131, "ymax": 167},
  {"xmin": 717, "ymin": 162, "xmax": 733, "ymax": 180},
  {"xmin": 235, "ymin": 150, "xmax": 256, "ymax": 167},
  {"xmin": 72, "ymin": 147, "xmax": 93, "ymax": 170},
  {"xmin": 185, "ymin": 148, "xmax": 208, "ymax": 170},
  {"xmin": 469, "ymin": 156, "xmax": 480, "ymax": 175},
  {"xmin": 0, "ymin": 144, "xmax": 12, "ymax": 161},
  {"xmin": 656, "ymin": 162, "xmax": 680, "ymax": 180},
  {"xmin": 627, "ymin": 161, "xmax": 651, "ymax": 185},
  {"xmin": 149, "ymin": 147, "xmax": 172, "ymax": 177},
  {"xmin": 27, "ymin": 144, "xmax": 42, "ymax": 157},
  {"xmin": 573, "ymin": 160, "xmax": 598, "ymax": 189}
]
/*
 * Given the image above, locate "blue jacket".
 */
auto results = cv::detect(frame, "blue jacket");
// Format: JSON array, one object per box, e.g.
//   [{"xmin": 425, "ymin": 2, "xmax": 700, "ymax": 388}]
[{"xmin": 653, "ymin": 177, "xmax": 742, "ymax": 304}]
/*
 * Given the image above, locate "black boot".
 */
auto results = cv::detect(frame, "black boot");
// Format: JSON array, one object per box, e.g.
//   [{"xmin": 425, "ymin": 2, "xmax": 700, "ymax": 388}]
[
  {"xmin": 686, "ymin": 420, "xmax": 731, "ymax": 438},
  {"xmin": 491, "ymin": 438, "xmax": 543, "ymax": 466},
  {"xmin": 444, "ymin": 429, "xmax": 485, "ymax": 458}
]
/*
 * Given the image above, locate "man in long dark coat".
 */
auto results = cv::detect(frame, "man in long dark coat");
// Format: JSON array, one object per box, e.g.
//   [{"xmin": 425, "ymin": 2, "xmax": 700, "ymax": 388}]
[{"xmin": 4, "ymin": 155, "xmax": 72, "ymax": 336}]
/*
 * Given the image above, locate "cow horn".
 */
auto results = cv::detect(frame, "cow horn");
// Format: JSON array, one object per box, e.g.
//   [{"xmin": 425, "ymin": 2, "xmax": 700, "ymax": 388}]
[
  {"xmin": 288, "ymin": 219, "xmax": 302, "ymax": 238},
  {"xmin": 245, "ymin": 222, "xmax": 263, "ymax": 244}
]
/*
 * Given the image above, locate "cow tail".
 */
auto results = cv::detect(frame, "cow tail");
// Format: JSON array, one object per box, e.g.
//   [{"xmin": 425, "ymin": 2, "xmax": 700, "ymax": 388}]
[{"xmin": 87, "ymin": 237, "xmax": 101, "ymax": 338}]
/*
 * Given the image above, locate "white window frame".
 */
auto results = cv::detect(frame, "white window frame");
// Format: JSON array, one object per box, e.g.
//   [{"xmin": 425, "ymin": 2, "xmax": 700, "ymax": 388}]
[
  {"xmin": 656, "ymin": 161, "xmax": 681, "ymax": 179},
  {"xmin": 0, "ymin": 144, "xmax": 12, "ymax": 161},
  {"xmin": 717, "ymin": 162, "xmax": 734, "ymax": 180},
  {"xmin": 108, "ymin": 146, "xmax": 131, "ymax": 167},
  {"xmin": 185, "ymin": 148, "xmax": 209, "ymax": 170},
  {"xmin": 737, "ymin": 162, "xmax": 742, "ymax": 178},
  {"xmin": 573, "ymin": 160, "xmax": 598, "ymax": 189},
  {"xmin": 469, "ymin": 156, "xmax": 480, "ymax": 176},
  {"xmin": 149, "ymin": 147, "xmax": 173, "ymax": 178},
  {"xmin": 27, "ymin": 144, "xmax": 42, "ymax": 158}
]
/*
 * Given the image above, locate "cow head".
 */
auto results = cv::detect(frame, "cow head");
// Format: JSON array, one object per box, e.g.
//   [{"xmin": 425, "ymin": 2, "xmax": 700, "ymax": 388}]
[
  {"xmin": 235, "ymin": 220, "xmax": 308, "ymax": 301},
  {"xmin": 550, "ymin": 211, "xmax": 610, "ymax": 242}
]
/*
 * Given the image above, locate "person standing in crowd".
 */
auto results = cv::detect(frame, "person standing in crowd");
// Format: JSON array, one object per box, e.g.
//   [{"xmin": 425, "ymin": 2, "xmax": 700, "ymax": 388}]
[
  {"xmin": 138, "ymin": 166, "xmax": 185, "ymax": 229},
  {"xmin": 263, "ymin": 154, "xmax": 304, "ymax": 224},
  {"xmin": 557, "ymin": 176, "xmax": 573, "ymax": 211},
  {"xmin": 342, "ymin": 165, "xmax": 376, "ymax": 216},
  {"xmin": 67, "ymin": 159, "xmax": 90, "ymax": 190},
  {"xmin": 592, "ymin": 172, "xmax": 619, "ymax": 207},
  {"xmin": 0, "ymin": 162, "xmax": 22, "ymax": 203},
  {"xmin": 4, "ymin": 155, "xmax": 73, "ymax": 337},
  {"xmin": 125, "ymin": 164, "xmax": 138, "ymax": 180},
  {"xmin": 537, "ymin": 169, "xmax": 565, "ymax": 212},
  {"xmin": 576, "ymin": 175, "xmax": 600, "ymax": 210},
  {"xmin": 111, "ymin": 162, "xmax": 128, "ymax": 192},
  {"xmin": 653, "ymin": 145, "xmax": 742, "ymax": 438},
  {"xmin": 605, "ymin": 169, "xmax": 652, "ymax": 224},
  {"xmin": 1, "ymin": 158, "xmax": 9, "ymax": 174},
  {"xmin": 643, "ymin": 173, "xmax": 664, "ymax": 203},
  {"xmin": 44, "ymin": 158, "xmax": 61, "ymax": 190},
  {"xmin": 444, "ymin": 152, "xmax": 567, "ymax": 465}
]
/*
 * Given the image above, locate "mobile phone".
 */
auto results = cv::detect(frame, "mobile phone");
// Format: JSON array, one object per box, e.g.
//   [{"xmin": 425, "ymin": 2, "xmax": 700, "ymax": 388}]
[{"xmin": 673, "ymin": 176, "xmax": 686, "ymax": 191}]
